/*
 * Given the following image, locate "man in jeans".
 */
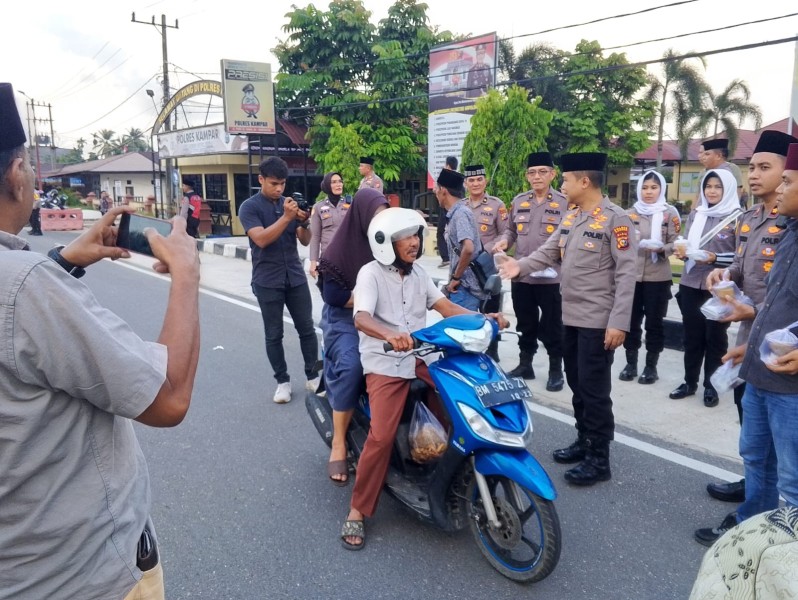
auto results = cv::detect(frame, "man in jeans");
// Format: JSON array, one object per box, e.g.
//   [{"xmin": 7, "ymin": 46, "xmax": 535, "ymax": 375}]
[
  {"xmin": 694, "ymin": 142, "xmax": 798, "ymax": 546},
  {"xmin": 238, "ymin": 157, "xmax": 320, "ymax": 404}
]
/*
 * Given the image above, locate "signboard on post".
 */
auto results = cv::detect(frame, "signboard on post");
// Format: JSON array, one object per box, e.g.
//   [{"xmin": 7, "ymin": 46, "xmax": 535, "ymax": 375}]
[
  {"xmin": 157, "ymin": 124, "xmax": 249, "ymax": 158},
  {"xmin": 426, "ymin": 33, "xmax": 497, "ymax": 188},
  {"xmin": 221, "ymin": 59, "xmax": 276, "ymax": 135}
]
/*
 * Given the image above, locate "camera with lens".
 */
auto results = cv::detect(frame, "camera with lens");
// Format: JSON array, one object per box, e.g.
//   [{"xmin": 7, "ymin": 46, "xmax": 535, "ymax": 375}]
[{"xmin": 291, "ymin": 192, "xmax": 312, "ymax": 213}]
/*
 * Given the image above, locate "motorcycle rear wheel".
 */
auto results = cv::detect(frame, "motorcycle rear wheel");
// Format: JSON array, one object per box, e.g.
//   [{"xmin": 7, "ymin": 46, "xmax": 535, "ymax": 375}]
[{"xmin": 467, "ymin": 475, "xmax": 561, "ymax": 583}]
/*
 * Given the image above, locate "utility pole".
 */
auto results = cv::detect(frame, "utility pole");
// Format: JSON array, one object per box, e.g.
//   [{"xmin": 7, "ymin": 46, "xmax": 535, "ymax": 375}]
[{"xmin": 132, "ymin": 12, "xmax": 178, "ymax": 214}]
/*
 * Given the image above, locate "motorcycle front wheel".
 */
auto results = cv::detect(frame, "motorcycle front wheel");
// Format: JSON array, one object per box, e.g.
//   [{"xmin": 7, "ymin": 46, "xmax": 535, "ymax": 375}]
[{"xmin": 467, "ymin": 475, "xmax": 561, "ymax": 583}]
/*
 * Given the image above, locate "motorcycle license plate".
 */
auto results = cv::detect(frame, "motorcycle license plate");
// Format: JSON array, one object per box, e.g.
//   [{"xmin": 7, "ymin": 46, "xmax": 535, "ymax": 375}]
[{"xmin": 474, "ymin": 375, "xmax": 533, "ymax": 407}]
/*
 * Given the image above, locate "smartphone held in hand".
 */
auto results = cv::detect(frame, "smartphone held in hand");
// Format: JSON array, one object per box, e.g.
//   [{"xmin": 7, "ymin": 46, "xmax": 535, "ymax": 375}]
[{"xmin": 116, "ymin": 214, "xmax": 173, "ymax": 257}]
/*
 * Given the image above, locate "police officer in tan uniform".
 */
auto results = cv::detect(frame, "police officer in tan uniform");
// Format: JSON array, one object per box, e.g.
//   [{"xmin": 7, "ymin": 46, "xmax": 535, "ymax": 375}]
[
  {"xmin": 494, "ymin": 152, "xmax": 566, "ymax": 391},
  {"xmin": 703, "ymin": 130, "xmax": 797, "ymax": 504},
  {"xmin": 498, "ymin": 152, "xmax": 637, "ymax": 486},
  {"xmin": 463, "ymin": 164, "xmax": 507, "ymax": 360},
  {"xmin": 309, "ymin": 172, "xmax": 352, "ymax": 278},
  {"xmin": 358, "ymin": 157, "xmax": 383, "ymax": 193}
]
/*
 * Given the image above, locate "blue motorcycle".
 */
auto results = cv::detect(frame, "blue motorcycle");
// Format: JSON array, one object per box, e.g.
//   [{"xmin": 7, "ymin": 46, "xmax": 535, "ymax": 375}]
[{"xmin": 306, "ymin": 313, "xmax": 561, "ymax": 583}]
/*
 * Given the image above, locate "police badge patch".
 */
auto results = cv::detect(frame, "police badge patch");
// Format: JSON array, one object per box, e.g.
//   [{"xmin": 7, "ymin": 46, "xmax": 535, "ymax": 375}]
[{"xmin": 613, "ymin": 225, "xmax": 630, "ymax": 250}]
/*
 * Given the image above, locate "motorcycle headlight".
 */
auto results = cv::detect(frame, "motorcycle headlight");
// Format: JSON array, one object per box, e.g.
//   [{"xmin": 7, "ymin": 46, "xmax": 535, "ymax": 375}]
[
  {"xmin": 458, "ymin": 403, "xmax": 532, "ymax": 448},
  {"xmin": 444, "ymin": 320, "xmax": 493, "ymax": 353}
]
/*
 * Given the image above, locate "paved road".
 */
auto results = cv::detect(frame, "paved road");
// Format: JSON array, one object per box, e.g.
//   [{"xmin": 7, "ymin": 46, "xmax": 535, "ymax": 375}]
[{"xmin": 24, "ymin": 231, "xmax": 743, "ymax": 599}]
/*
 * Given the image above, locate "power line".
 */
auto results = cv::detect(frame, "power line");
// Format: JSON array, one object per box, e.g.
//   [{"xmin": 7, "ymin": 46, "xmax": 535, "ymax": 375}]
[
  {"xmin": 282, "ymin": 34, "xmax": 798, "ymax": 117},
  {"xmin": 60, "ymin": 72, "xmax": 160, "ymax": 134},
  {"xmin": 44, "ymin": 41, "xmax": 112, "ymax": 97},
  {"xmin": 286, "ymin": 0, "xmax": 703, "ymax": 77}
]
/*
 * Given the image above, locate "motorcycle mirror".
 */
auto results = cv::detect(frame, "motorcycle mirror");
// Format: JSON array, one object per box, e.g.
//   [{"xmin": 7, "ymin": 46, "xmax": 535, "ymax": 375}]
[{"xmin": 484, "ymin": 274, "xmax": 502, "ymax": 296}]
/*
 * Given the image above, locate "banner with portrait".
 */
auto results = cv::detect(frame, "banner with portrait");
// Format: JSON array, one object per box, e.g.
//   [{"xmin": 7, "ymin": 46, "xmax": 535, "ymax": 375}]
[{"xmin": 427, "ymin": 33, "xmax": 497, "ymax": 188}]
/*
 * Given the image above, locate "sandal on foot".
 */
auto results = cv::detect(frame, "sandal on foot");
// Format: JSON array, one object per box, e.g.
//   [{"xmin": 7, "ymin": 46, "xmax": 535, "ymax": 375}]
[
  {"xmin": 340, "ymin": 518, "xmax": 365, "ymax": 551},
  {"xmin": 328, "ymin": 460, "xmax": 349, "ymax": 487}
]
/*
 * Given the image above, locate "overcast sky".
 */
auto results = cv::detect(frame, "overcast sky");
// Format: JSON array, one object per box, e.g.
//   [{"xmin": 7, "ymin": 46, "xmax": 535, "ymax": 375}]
[{"xmin": 4, "ymin": 0, "xmax": 797, "ymax": 149}]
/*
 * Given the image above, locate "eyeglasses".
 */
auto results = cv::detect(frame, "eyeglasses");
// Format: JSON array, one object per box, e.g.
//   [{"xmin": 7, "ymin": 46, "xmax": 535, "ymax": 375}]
[{"xmin": 526, "ymin": 169, "xmax": 551, "ymax": 177}]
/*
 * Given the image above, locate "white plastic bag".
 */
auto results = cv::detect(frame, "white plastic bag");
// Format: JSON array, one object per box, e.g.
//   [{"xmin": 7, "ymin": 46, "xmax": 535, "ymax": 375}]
[
  {"xmin": 531, "ymin": 267, "xmax": 558, "ymax": 279},
  {"xmin": 700, "ymin": 297, "xmax": 733, "ymax": 321},
  {"xmin": 686, "ymin": 249, "xmax": 710, "ymax": 262},
  {"xmin": 638, "ymin": 239, "xmax": 664, "ymax": 251},
  {"xmin": 709, "ymin": 360, "xmax": 743, "ymax": 395},
  {"xmin": 759, "ymin": 320, "xmax": 798, "ymax": 367}
]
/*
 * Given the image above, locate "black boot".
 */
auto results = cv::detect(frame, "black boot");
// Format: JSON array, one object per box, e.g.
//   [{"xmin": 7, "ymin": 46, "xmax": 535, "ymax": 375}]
[
  {"xmin": 638, "ymin": 352, "xmax": 659, "ymax": 384},
  {"xmin": 552, "ymin": 434, "xmax": 587, "ymax": 464},
  {"xmin": 546, "ymin": 356, "xmax": 564, "ymax": 392},
  {"xmin": 618, "ymin": 350, "xmax": 637, "ymax": 381},
  {"xmin": 564, "ymin": 437, "xmax": 612, "ymax": 486},
  {"xmin": 508, "ymin": 351, "xmax": 535, "ymax": 379}
]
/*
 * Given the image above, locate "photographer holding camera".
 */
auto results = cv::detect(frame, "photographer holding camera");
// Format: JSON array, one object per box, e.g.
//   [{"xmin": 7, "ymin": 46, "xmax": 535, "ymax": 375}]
[{"xmin": 238, "ymin": 157, "xmax": 320, "ymax": 404}]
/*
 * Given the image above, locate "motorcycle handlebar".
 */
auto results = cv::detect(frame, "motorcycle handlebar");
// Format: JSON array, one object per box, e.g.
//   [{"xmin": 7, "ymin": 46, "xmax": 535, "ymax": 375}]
[{"xmin": 382, "ymin": 338, "xmax": 422, "ymax": 352}]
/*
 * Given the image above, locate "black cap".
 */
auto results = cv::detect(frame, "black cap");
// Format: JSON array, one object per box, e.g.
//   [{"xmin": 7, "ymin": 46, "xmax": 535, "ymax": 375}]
[
  {"xmin": 0, "ymin": 83, "xmax": 27, "ymax": 153},
  {"xmin": 437, "ymin": 168, "xmax": 465, "ymax": 188},
  {"xmin": 753, "ymin": 130, "xmax": 798, "ymax": 157},
  {"xmin": 463, "ymin": 164, "xmax": 485, "ymax": 177},
  {"xmin": 242, "ymin": 83, "xmax": 255, "ymax": 92},
  {"xmin": 359, "ymin": 157, "xmax": 374, "ymax": 165},
  {"xmin": 559, "ymin": 152, "xmax": 607, "ymax": 173},
  {"xmin": 527, "ymin": 152, "xmax": 554, "ymax": 168},
  {"xmin": 701, "ymin": 138, "xmax": 728, "ymax": 151}
]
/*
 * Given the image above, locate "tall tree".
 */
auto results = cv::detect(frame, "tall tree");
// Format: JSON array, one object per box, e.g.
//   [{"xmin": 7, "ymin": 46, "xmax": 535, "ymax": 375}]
[
  {"xmin": 274, "ymin": 0, "xmax": 450, "ymax": 186},
  {"xmin": 643, "ymin": 49, "xmax": 710, "ymax": 168},
  {"xmin": 695, "ymin": 79, "xmax": 763, "ymax": 155},
  {"xmin": 120, "ymin": 127, "xmax": 150, "ymax": 153},
  {"xmin": 552, "ymin": 40, "xmax": 654, "ymax": 166},
  {"xmin": 91, "ymin": 129, "xmax": 117, "ymax": 158},
  {"xmin": 461, "ymin": 86, "xmax": 553, "ymax": 203}
]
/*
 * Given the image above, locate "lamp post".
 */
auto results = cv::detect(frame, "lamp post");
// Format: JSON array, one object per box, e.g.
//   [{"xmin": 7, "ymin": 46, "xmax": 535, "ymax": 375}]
[{"xmin": 18, "ymin": 90, "xmax": 42, "ymax": 190}]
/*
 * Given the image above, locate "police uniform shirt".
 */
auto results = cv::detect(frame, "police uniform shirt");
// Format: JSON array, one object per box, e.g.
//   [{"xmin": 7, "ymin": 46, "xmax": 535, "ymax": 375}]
[
  {"xmin": 499, "ymin": 187, "xmax": 566, "ymax": 285},
  {"xmin": 726, "ymin": 203, "xmax": 784, "ymax": 344},
  {"xmin": 727, "ymin": 203, "xmax": 783, "ymax": 306},
  {"xmin": 465, "ymin": 194, "xmax": 508, "ymax": 253},
  {"xmin": 516, "ymin": 197, "xmax": 638, "ymax": 331},
  {"xmin": 626, "ymin": 205, "xmax": 681, "ymax": 282},
  {"xmin": 738, "ymin": 220, "xmax": 798, "ymax": 395},
  {"xmin": 358, "ymin": 173, "xmax": 384, "ymax": 193},
  {"xmin": 679, "ymin": 211, "xmax": 739, "ymax": 291},
  {"xmin": 466, "ymin": 62, "xmax": 492, "ymax": 97},
  {"xmin": 309, "ymin": 196, "xmax": 352, "ymax": 261}
]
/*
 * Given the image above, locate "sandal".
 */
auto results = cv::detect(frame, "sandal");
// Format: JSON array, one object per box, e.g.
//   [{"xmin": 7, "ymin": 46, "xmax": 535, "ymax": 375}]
[
  {"xmin": 340, "ymin": 518, "xmax": 365, "ymax": 551},
  {"xmin": 327, "ymin": 460, "xmax": 349, "ymax": 487}
]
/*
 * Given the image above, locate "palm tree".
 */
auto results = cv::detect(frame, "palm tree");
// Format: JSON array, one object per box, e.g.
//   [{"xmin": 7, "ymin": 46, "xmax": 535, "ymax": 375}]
[
  {"xmin": 120, "ymin": 127, "xmax": 149, "ymax": 152},
  {"xmin": 643, "ymin": 49, "xmax": 710, "ymax": 168},
  {"xmin": 692, "ymin": 79, "xmax": 763, "ymax": 155},
  {"xmin": 91, "ymin": 129, "xmax": 117, "ymax": 158}
]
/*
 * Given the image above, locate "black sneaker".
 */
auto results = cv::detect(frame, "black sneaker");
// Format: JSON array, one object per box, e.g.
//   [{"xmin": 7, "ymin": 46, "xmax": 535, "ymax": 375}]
[{"xmin": 694, "ymin": 513, "xmax": 737, "ymax": 547}]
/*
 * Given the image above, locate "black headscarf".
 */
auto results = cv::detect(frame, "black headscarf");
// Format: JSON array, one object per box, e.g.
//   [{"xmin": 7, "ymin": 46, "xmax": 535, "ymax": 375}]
[
  {"xmin": 318, "ymin": 188, "xmax": 389, "ymax": 290},
  {"xmin": 320, "ymin": 172, "xmax": 342, "ymax": 206}
]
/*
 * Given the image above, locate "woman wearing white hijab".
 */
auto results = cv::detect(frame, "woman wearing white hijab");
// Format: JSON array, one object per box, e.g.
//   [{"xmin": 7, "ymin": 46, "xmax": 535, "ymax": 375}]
[
  {"xmin": 670, "ymin": 169, "xmax": 742, "ymax": 407},
  {"xmin": 618, "ymin": 171, "xmax": 681, "ymax": 385}
]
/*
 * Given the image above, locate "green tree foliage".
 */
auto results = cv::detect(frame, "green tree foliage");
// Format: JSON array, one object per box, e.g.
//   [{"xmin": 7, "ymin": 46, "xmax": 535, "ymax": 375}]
[
  {"xmin": 91, "ymin": 129, "xmax": 117, "ymax": 158},
  {"xmin": 694, "ymin": 79, "xmax": 763, "ymax": 155},
  {"xmin": 273, "ymin": 0, "xmax": 450, "ymax": 186},
  {"xmin": 551, "ymin": 40, "xmax": 653, "ymax": 166},
  {"xmin": 310, "ymin": 120, "xmax": 364, "ymax": 197},
  {"xmin": 643, "ymin": 49, "xmax": 710, "ymax": 168},
  {"xmin": 461, "ymin": 86, "xmax": 553, "ymax": 204}
]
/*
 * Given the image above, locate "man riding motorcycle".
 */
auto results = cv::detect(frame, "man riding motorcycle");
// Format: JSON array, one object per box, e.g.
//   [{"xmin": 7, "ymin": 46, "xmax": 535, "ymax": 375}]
[{"xmin": 340, "ymin": 207, "xmax": 507, "ymax": 550}]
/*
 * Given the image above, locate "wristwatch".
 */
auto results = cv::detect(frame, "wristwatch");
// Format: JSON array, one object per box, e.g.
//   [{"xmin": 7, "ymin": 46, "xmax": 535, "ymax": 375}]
[{"xmin": 47, "ymin": 245, "xmax": 86, "ymax": 279}]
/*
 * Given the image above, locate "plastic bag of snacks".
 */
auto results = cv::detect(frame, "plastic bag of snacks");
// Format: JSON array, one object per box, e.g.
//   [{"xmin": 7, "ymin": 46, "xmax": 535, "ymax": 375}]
[
  {"xmin": 409, "ymin": 402, "xmax": 447, "ymax": 463},
  {"xmin": 759, "ymin": 320, "xmax": 798, "ymax": 367},
  {"xmin": 709, "ymin": 360, "xmax": 744, "ymax": 395}
]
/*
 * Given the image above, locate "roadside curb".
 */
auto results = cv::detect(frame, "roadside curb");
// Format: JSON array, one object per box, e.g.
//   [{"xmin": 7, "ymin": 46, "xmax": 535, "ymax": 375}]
[{"xmin": 198, "ymin": 239, "xmax": 251, "ymax": 261}]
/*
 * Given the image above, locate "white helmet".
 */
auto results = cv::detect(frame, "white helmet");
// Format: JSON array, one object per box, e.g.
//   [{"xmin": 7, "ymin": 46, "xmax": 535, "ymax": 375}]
[{"xmin": 368, "ymin": 207, "xmax": 427, "ymax": 265}]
